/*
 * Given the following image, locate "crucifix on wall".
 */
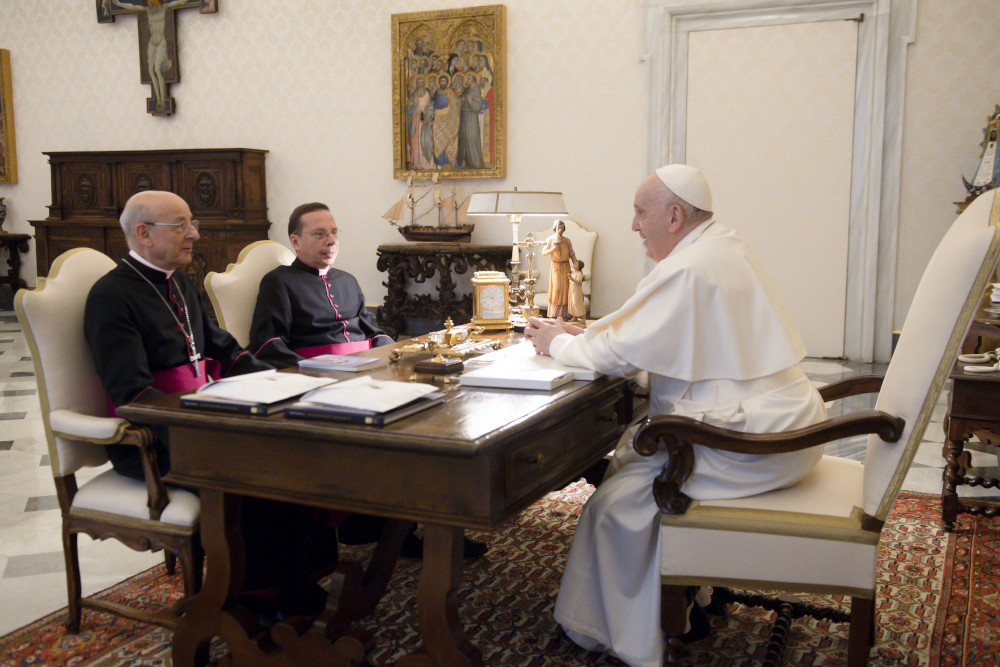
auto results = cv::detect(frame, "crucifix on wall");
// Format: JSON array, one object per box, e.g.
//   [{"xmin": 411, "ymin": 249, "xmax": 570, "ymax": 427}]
[{"xmin": 97, "ymin": 0, "xmax": 218, "ymax": 116}]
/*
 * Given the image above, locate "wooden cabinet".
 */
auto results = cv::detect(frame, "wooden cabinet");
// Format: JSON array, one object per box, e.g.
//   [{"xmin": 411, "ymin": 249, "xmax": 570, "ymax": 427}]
[{"xmin": 30, "ymin": 148, "xmax": 271, "ymax": 293}]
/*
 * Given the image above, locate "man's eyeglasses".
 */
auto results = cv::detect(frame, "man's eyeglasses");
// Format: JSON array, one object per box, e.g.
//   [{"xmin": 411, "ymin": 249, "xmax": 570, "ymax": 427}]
[
  {"xmin": 304, "ymin": 229, "xmax": 339, "ymax": 240},
  {"xmin": 146, "ymin": 220, "xmax": 200, "ymax": 234}
]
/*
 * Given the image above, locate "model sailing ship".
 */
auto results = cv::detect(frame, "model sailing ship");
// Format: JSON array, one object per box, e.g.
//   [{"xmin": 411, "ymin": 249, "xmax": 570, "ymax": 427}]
[{"xmin": 383, "ymin": 174, "xmax": 475, "ymax": 242}]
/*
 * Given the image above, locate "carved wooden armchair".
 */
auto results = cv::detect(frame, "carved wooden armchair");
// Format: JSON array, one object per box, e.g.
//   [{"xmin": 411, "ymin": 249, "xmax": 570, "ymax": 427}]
[
  {"xmin": 635, "ymin": 189, "xmax": 1000, "ymax": 665},
  {"xmin": 204, "ymin": 239, "xmax": 294, "ymax": 346},
  {"xmin": 15, "ymin": 248, "xmax": 202, "ymax": 632}
]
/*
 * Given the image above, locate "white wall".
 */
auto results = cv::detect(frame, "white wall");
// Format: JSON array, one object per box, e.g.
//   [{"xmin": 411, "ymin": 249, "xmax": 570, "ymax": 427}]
[
  {"xmin": 0, "ymin": 0, "xmax": 998, "ymax": 332},
  {"xmin": 0, "ymin": 0, "xmax": 646, "ymax": 316}
]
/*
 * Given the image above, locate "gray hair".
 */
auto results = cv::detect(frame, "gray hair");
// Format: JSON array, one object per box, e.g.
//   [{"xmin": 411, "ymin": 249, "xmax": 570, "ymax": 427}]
[
  {"xmin": 652, "ymin": 179, "xmax": 712, "ymax": 225},
  {"xmin": 119, "ymin": 192, "xmax": 155, "ymax": 242}
]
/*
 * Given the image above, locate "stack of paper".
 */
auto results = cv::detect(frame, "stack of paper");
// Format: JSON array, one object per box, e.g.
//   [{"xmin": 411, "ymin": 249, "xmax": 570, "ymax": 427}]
[
  {"xmin": 468, "ymin": 341, "xmax": 600, "ymax": 381},
  {"xmin": 285, "ymin": 376, "xmax": 444, "ymax": 425},
  {"xmin": 180, "ymin": 370, "xmax": 337, "ymax": 414},
  {"xmin": 459, "ymin": 365, "xmax": 573, "ymax": 391}
]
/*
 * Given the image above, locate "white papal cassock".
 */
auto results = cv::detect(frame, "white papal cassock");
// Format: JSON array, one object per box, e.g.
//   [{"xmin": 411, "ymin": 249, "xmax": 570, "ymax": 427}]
[{"xmin": 552, "ymin": 219, "xmax": 827, "ymax": 667}]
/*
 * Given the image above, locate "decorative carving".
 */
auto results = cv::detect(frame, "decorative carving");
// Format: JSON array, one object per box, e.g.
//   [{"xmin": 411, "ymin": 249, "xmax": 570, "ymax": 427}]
[
  {"xmin": 196, "ymin": 171, "xmax": 217, "ymax": 206},
  {"xmin": 375, "ymin": 243, "xmax": 509, "ymax": 337},
  {"xmin": 77, "ymin": 174, "xmax": 95, "ymax": 206},
  {"xmin": 133, "ymin": 173, "xmax": 154, "ymax": 193}
]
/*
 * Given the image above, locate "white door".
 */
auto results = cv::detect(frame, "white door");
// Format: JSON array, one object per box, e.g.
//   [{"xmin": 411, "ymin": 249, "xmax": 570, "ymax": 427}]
[{"xmin": 685, "ymin": 20, "xmax": 857, "ymax": 358}]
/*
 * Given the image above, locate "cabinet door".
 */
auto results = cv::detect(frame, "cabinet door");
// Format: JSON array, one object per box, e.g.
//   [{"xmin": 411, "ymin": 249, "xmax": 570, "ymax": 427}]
[
  {"xmin": 59, "ymin": 163, "xmax": 113, "ymax": 218},
  {"xmin": 118, "ymin": 161, "xmax": 172, "ymax": 204},
  {"xmin": 176, "ymin": 159, "xmax": 235, "ymax": 219}
]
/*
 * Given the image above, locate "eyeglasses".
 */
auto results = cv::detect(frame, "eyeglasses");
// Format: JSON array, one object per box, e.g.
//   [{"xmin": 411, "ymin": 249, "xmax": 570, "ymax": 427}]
[
  {"xmin": 304, "ymin": 229, "xmax": 339, "ymax": 240},
  {"xmin": 146, "ymin": 220, "xmax": 200, "ymax": 234}
]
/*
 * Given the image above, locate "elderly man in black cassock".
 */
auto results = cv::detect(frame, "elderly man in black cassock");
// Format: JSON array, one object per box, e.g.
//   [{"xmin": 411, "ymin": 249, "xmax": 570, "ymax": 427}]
[
  {"xmin": 248, "ymin": 202, "xmax": 393, "ymax": 369},
  {"xmin": 84, "ymin": 190, "xmax": 336, "ymax": 622}
]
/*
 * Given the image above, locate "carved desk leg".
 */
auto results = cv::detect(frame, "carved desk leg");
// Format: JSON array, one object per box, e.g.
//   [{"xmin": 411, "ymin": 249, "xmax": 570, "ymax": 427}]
[
  {"xmin": 172, "ymin": 490, "xmax": 241, "ymax": 667},
  {"xmin": 399, "ymin": 523, "xmax": 481, "ymax": 667},
  {"xmin": 942, "ymin": 414, "xmax": 969, "ymax": 532}
]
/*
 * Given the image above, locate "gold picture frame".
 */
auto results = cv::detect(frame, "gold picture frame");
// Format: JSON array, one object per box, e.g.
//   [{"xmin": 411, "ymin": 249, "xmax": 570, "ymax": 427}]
[
  {"xmin": 0, "ymin": 49, "xmax": 17, "ymax": 184},
  {"xmin": 391, "ymin": 5, "xmax": 506, "ymax": 180}
]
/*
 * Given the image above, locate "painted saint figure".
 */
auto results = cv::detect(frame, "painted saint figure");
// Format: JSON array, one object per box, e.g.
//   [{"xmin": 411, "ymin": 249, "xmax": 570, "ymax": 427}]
[{"xmin": 542, "ymin": 220, "xmax": 576, "ymax": 319}]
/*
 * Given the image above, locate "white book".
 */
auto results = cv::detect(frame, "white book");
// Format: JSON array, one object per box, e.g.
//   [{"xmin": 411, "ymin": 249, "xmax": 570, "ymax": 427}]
[
  {"xmin": 469, "ymin": 341, "xmax": 599, "ymax": 381},
  {"xmin": 459, "ymin": 366, "xmax": 574, "ymax": 391}
]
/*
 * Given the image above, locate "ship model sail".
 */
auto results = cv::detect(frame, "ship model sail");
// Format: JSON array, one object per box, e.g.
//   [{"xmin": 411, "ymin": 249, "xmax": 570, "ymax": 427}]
[{"xmin": 383, "ymin": 174, "xmax": 475, "ymax": 242}]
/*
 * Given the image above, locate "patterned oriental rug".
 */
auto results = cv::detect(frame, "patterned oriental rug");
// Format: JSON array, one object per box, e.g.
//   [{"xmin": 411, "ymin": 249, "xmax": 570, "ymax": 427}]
[{"xmin": 2, "ymin": 484, "xmax": 998, "ymax": 666}]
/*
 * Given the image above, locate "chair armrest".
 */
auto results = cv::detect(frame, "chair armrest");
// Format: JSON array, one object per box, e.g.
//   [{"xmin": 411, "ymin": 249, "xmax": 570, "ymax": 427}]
[
  {"xmin": 817, "ymin": 374, "xmax": 884, "ymax": 402},
  {"xmin": 49, "ymin": 409, "xmax": 169, "ymax": 520},
  {"xmin": 633, "ymin": 411, "xmax": 905, "ymax": 515}
]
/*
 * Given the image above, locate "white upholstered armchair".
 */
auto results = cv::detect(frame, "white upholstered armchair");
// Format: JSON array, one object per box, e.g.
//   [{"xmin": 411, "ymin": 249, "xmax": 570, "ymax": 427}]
[
  {"xmin": 204, "ymin": 239, "xmax": 295, "ymax": 346},
  {"xmin": 15, "ymin": 248, "xmax": 202, "ymax": 632},
  {"xmin": 636, "ymin": 189, "xmax": 1000, "ymax": 665}
]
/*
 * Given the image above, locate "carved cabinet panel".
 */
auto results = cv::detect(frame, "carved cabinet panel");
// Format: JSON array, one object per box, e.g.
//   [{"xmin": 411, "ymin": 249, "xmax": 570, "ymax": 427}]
[{"xmin": 30, "ymin": 148, "xmax": 271, "ymax": 295}]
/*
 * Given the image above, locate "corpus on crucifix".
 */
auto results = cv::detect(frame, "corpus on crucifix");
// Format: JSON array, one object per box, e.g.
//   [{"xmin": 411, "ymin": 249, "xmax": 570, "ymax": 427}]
[{"xmin": 97, "ymin": 0, "xmax": 218, "ymax": 116}]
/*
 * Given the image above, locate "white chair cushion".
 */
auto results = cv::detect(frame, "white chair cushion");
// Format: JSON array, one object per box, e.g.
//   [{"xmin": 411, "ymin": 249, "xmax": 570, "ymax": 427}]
[
  {"xmin": 660, "ymin": 525, "xmax": 878, "ymax": 593},
  {"xmin": 72, "ymin": 469, "xmax": 200, "ymax": 527},
  {"xmin": 50, "ymin": 409, "xmax": 127, "ymax": 442}
]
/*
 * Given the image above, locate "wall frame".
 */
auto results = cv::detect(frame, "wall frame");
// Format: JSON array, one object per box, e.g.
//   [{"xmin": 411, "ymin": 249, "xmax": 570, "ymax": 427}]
[
  {"xmin": 391, "ymin": 5, "xmax": 506, "ymax": 180},
  {"xmin": 0, "ymin": 49, "xmax": 17, "ymax": 184}
]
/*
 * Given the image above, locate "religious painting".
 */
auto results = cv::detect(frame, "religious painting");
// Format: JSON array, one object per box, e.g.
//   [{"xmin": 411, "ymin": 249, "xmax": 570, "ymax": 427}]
[
  {"xmin": 97, "ymin": 0, "xmax": 219, "ymax": 116},
  {"xmin": 391, "ymin": 5, "xmax": 506, "ymax": 180},
  {"xmin": 0, "ymin": 49, "xmax": 17, "ymax": 184}
]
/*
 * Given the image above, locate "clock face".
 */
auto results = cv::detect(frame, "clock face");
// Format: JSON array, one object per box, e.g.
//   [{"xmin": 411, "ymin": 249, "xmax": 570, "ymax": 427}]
[{"xmin": 480, "ymin": 284, "xmax": 507, "ymax": 320}]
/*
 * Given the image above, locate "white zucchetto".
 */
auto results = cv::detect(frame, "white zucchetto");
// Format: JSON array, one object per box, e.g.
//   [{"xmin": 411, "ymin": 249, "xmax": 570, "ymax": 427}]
[{"xmin": 655, "ymin": 164, "xmax": 713, "ymax": 212}]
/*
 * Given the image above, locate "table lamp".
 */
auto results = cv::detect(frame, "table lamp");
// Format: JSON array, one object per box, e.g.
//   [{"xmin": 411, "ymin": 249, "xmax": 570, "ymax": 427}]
[{"xmin": 466, "ymin": 189, "xmax": 568, "ymax": 321}]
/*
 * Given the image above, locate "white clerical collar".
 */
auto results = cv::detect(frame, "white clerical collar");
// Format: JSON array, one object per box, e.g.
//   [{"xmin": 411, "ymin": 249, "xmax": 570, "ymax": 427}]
[
  {"xmin": 667, "ymin": 218, "xmax": 716, "ymax": 258},
  {"xmin": 128, "ymin": 250, "xmax": 174, "ymax": 279}
]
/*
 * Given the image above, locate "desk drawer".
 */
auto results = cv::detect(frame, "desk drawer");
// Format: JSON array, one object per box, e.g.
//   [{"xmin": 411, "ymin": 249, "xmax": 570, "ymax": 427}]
[{"xmin": 505, "ymin": 392, "xmax": 623, "ymax": 499}]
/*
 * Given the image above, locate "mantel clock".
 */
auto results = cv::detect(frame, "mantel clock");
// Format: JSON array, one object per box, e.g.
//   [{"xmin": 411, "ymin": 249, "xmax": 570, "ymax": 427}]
[{"xmin": 471, "ymin": 271, "xmax": 511, "ymax": 330}]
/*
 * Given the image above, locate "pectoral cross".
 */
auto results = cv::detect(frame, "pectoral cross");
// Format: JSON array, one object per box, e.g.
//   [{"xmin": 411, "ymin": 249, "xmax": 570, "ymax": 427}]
[
  {"xmin": 189, "ymin": 350, "xmax": 203, "ymax": 377},
  {"xmin": 97, "ymin": 0, "xmax": 219, "ymax": 116}
]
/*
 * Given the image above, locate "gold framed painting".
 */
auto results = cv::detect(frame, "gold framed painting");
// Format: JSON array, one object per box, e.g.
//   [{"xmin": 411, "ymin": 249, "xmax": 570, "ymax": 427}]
[
  {"xmin": 391, "ymin": 5, "xmax": 506, "ymax": 180},
  {"xmin": 0, "ymin": 49, "xmax": 16, "ymax": 184}
]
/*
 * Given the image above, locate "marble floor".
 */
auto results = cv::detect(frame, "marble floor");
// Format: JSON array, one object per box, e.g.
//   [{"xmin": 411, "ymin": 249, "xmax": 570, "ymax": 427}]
[{"xmin": 1, "ymin": 309, "xmax": 998, "ymax": 637}]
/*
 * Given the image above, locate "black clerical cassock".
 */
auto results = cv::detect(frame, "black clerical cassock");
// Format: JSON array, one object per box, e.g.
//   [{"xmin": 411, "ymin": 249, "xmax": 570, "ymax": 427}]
[{"xmin": 249, "ymin": 259, "xmax": 393, "ymax": 368}]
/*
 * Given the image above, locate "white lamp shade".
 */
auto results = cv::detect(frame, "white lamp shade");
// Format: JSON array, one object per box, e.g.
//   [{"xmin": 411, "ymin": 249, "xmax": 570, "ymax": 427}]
[{"xmin": 466, "ymin": 191, "xmax": 568, "ymax": 216}]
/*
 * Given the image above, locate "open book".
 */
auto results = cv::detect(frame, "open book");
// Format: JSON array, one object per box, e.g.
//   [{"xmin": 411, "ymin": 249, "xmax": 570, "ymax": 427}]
[
  {"xmin": 285, "ymin": 375, "xmax": 444, "ymax": 425},
  {"xmin": 179, "ymin": 370, "xmax": 337, "ymax": 415}
]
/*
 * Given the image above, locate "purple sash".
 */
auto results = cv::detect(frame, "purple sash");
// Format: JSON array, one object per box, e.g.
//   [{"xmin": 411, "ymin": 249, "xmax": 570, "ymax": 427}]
[
  {"xmin": 295, "ymin": 340, "xmax": 372, "ymax": 358},
  {"xmin": 106, "ymin": 359, "xmax": 221, "ymax": 417}
]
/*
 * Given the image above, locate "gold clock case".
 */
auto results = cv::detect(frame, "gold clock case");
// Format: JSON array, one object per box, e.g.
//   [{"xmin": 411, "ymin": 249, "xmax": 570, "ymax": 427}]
[{"xmin": 471, "ymin": 271, "xmax": 511, "ymax": 330}]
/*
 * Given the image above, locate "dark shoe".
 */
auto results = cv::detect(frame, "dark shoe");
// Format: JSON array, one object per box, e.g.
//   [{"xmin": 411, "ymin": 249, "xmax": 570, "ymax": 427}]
[
  {"xmin": 681, "ymin": 602, "xmax": 712, "ymax": 644},
  {"xmin": 581, "ymin": 457, "xmax": 610, "ymax": 487},
  {"xmin": 400, "ymin": 533, "xmax": 489, "ymax": 560}
]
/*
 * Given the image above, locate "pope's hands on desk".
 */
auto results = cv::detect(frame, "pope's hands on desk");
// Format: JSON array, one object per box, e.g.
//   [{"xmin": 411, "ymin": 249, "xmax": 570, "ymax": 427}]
[{"xmin": 524, "ymin": 316, "xmax": 584, "ymax": 356}]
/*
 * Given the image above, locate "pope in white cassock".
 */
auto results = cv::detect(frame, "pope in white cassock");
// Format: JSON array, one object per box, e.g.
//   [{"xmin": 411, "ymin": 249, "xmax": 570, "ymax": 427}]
[{"xmin": 524, "ymin": 165, "xmax": 828, "ymax": 667}]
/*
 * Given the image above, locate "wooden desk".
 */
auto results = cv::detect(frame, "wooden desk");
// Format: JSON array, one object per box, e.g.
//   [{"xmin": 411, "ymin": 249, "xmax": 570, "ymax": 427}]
[
  {"xmin": 942, "ymin": 291, "xmax": 1000, "ymax": 531},
  {"xmin": 119, "ymin": 336, "xmax": 632, "ymax": 666}
]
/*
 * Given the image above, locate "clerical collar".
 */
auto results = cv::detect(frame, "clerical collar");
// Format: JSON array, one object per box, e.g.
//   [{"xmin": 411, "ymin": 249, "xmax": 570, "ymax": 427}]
[
  {"xmin": 128, "ymin": 250, "xmax": 175, "ymax": 279},
  {"xmin": 667, "ymin": 218, "xmax": 716, "ymax": 258},
  {"xmin": 292, "ymin": 257, "xmax": 332, "ymax": 277}
]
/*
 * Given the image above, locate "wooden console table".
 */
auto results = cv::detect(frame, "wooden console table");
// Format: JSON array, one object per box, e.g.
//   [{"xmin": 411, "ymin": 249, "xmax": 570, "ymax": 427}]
[
  {"xmin": 942, "ymin": 291, "xmax": 1000, "ymax": 530},
  {"xmin": 0, "ymin": 233, "xmax": 30, "ymax": 291},
  {"xmin": 375, "ymin": 243, "xmax": 509, "ymax": 337}
]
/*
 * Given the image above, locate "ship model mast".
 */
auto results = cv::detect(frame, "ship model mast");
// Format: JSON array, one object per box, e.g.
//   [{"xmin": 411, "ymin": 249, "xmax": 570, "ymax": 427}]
[{"xmin": 383, "ymin": 173, "xmax": 474, "ymax": 242}]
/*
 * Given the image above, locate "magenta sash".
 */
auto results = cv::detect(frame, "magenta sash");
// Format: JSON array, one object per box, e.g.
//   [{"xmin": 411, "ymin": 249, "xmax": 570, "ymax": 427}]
[
  {"xmin": 295, "ymin": 340, "xmax": 372, "ymax": 358},
  {"xmin": 106, "ymin": 359, "xmax": 221, "ymax": 417}
]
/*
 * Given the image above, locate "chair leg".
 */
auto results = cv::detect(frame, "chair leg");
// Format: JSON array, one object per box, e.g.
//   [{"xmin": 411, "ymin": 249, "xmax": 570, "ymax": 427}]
[
  {"xmin": 177, "ymin": 538, "xmax": 204, "ymax": 599},
  {"xmin": 164, "ymin": 550, "xmax": 177, "ymax": 575},
  {"xmin": 62, "ymin": 528, "xmax": 82, "ymax": 634},
  {"xmin": 660, "ymin": 584, "xmax": 689, "ymax": 665},
  {"xmin": 848, "ymin": 596, "xmax": 875, "ymax": 667}
]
